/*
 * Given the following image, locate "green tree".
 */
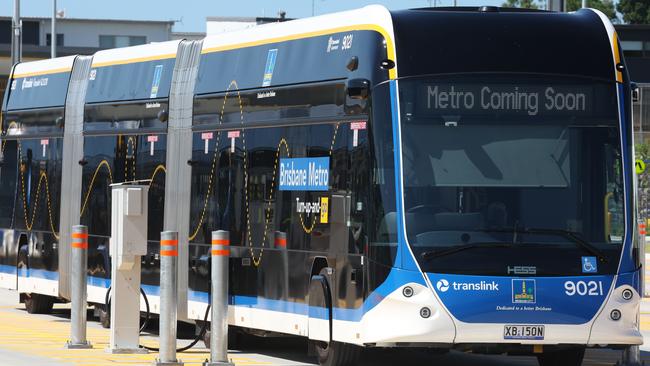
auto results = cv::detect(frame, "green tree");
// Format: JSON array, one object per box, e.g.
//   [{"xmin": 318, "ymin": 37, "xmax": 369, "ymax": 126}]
[
  {"xmin": 618, "ymin": 0, "xmax": 650, "ymax": 24},
  {"xmin": 567, "ymin": 0, "xmax": 616, "ymax": 19},
  {"xmin": 501, "ymin": 0, "xmax": 540, "ymax": 9}
]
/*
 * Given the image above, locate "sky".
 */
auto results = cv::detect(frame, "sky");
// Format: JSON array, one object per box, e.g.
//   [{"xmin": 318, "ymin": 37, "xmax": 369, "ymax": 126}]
[{"xmin": 1, "ymin": 0, "xmax": 507, "ymax": 32}]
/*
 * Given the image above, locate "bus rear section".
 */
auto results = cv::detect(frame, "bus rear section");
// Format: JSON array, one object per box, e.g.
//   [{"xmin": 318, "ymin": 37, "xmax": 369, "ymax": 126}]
[{"xmin": 0, "ymin": 56, "xmax": 78, "ymax": 313}]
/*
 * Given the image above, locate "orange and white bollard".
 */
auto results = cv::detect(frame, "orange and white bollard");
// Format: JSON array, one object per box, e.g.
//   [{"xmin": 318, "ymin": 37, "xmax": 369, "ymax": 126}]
[
  {"xmin": 65, "ymin": 225, "xmax": 92, "ymax": 349},
  {"xmin": 155, "ymin": 231, "xmax": 183, "ymax": 366},
  {"xmin": 203, "ymin": 231, "xmax": 233, "ymax": 366}
]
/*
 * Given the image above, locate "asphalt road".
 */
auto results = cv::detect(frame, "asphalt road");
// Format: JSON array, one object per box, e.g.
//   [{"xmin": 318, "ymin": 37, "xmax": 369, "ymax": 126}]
[{"xmin": 0, "ymin": 287, "xmax": 646, "ymax": 366}]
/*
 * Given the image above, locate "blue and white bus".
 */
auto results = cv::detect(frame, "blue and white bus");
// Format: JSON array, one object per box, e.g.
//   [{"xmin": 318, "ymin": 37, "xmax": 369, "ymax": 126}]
[{"xmin": 0, "ymin": 5, "xmax": 641, "ymax": 366}]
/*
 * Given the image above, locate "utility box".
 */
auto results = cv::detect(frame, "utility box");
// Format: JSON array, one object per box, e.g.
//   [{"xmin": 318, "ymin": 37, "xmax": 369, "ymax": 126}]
[
  {"xmin": 110, "ymin": 185, "xmax": 148, "ymax": 270},
  {"xmin": 108, "ymin": 182, "xmax": 149, "ymax": 354}
]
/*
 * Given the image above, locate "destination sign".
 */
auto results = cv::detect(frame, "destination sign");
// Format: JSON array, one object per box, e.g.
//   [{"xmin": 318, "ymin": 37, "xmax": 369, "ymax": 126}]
[{"xmin": 418, "ymin": 84, "xmax": 594, "ymax": 116}]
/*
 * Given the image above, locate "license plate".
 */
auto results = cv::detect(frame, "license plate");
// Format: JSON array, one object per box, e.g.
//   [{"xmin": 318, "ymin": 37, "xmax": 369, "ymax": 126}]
[{"xmin": 504, "ymin": 325, "xmax": 545, "ymax": 340}]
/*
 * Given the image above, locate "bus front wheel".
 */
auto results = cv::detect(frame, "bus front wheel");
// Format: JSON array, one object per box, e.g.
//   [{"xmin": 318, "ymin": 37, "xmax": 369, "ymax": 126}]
[
  {"xmin": 309, "ymin": 269, "xmax": 361, "ymax": 366},
  {"xmin": 536, "ymin": 347, "xmax": 585, "ymax": 366},
  {"xmin": 314, "ymin": 340, "xmax": 361, "ymax": 366}
]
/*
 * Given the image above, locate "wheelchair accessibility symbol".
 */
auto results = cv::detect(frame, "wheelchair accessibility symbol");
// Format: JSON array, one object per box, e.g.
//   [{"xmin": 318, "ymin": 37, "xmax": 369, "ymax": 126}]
[{"xmin": 582, "ymin": 256, "xmax": 598, "ymax": 273}]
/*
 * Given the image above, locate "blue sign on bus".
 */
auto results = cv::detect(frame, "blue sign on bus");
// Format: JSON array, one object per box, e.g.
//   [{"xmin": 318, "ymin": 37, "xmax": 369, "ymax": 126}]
[
  {"xmin": 278, "ymin": 157, "xmax": 329, "ymax": 191},
  {"xmin": 262, "ymin": 49, "xmax": 278, "ymax": 87}
]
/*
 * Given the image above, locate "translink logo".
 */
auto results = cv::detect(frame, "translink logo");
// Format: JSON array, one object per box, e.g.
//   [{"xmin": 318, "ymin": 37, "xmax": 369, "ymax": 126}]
[
  {"xmin": 436, "ymin": 279, "xmax": 450, "ymax": 292},
  {"xmin": 436, "ymin": 279, "xmax": 499, "ymax": 293}
]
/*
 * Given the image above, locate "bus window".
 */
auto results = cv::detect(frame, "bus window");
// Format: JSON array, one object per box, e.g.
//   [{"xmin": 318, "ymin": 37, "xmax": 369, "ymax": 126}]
[
  {"xmin": 350, "ymin": 121, "xmax": 369, "ymax": 255},
  {"xmin": 13, "ymin": 137, "xmax": 62, "ymax": 235},
  {"xmin": 366, "ymin": 83, "xmax": 398, "ymax": 266},
  {"xmin": 0, "ymin": 140, "xmax": 18, "ymax": 228},
  {"xmin": 604, "ymin": 143, "xmax": 624, "ymax": 243}
]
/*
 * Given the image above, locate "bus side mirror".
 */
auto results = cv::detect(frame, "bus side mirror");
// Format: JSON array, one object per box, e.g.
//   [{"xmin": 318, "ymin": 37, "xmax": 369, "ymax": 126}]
[
  {"xmin": 346, "ymin": 78, "xmax": 370, "ymax": 100},
  {"xmin": 157, "ymin": 110, "xmax": 168, "ymax": 123}
]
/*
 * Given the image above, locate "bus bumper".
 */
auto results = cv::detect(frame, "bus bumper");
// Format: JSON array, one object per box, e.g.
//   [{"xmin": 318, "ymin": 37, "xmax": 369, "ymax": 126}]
[{"xmin": 353, "ymin": 282, "xmax": 642, "ymax": 347}]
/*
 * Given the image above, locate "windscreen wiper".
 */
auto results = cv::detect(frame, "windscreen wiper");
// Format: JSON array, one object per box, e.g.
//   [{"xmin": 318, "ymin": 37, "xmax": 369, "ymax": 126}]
[
  {"xmin": 421, "ymin": 242, "xmax": 513, "ymax": 261},
  {"xmin": 473, "ymin": 227, "xmax": 607, "ymax": 262},
  {"xmin": 520, "ymin": 227, "xmax": 608, "ymax": 263}
]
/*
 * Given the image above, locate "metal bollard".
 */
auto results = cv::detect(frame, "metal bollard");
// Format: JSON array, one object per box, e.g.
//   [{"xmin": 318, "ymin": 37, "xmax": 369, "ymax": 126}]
[
  {"xmin": 154, "ymin": 231, "xmax": 183, "ymax": 366},
  {"xmin": 274, "ymin": 231, "xmax": 289, "ymax": 299},
  {"xmin": 274, "ymin": 231, "xmax": 287, "ymax": 249},
  {"xmin": 65, "ymin": 225, "xmax": 92, "ymax": 349},
  {"xmin": 203, "ymin": 231, "xmax": 234, "ymax": 366},
  {"xmin": 618, "ymin": 345, "xmax": 643, "ymax": 366}
]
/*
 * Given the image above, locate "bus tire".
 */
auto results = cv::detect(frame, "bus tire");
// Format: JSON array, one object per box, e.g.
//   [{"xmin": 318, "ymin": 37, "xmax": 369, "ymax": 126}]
[
  {"xmin": 202, "ymin": 326, "xmax": 245, "ymax": 350},
  {"xmin": 202, "ymin": 329, "xmax": 210, "ymax": 349},
  {"xmin": 310, "ymin": 270, "xmax": 361, "ymax": 366},
  {"xmin": 536, "ymin": 347, "xmax": 585, "ymax": 366},
  {"xmin": 24, "ymin": 293, "xmax": 54, "ymax": 314},
  {"xmin": 97, "ymin": 304, "xmax": 110, "ymax": 328},
  {"xmin": 314, "ymin": 340, "xmax": 361, "ymax": 366}
]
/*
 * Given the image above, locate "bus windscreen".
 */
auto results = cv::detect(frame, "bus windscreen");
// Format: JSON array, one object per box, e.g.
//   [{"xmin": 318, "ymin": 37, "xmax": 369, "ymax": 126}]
[{"xmin": 397, "ymin": 74, "xmax": 624, "ymax": 276}]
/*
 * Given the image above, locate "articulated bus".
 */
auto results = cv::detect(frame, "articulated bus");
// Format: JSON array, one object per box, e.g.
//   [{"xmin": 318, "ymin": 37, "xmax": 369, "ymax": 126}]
[{"xmin": 0, "ymin": 6, "xmax": 642, "ymax": 366}]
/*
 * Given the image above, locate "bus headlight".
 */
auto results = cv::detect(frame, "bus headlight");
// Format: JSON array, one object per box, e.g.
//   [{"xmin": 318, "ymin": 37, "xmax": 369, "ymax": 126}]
[
  {"xmin": 622, "ymin": 289, "xmax": 633, "ymax": 301},
  {"xmin": 610, "ymin": 309, "xmax": 622, "ymax": 321},
  {"xmin": 403, "ymin": 286, "xmax": 414, "ymax": 298}
]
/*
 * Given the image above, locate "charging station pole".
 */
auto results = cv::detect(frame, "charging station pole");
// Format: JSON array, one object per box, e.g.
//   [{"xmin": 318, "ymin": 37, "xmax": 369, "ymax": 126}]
[{"xmin": 107, "ymin": 182, "xmax": 149, "ymax": 354}]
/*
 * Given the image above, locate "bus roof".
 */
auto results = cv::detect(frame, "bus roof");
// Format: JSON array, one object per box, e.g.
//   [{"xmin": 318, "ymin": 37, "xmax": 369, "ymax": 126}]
[
  {"xmin": 3, "ymin": 56, "xmax": 76, "ymax": 111},
  {"xmin": 12, "ymin": 55, "xmax": 76, "ymax": 79},
  {"xmin": 86, "ymin": 40, "xmax": 182, "ymax": 103},
  {"xmin": 91, "ymin": 39, "xmax": 181, "ymax": 68},
  {"xmin": 200, "ymin": 5, "xmax": 397, "ymax": 78}
]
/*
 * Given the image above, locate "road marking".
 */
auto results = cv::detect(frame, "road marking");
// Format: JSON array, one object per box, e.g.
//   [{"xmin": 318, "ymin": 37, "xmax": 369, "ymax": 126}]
[{"xmin": 0, "ymin": 305, "xmax": 272, "ymax": 366}]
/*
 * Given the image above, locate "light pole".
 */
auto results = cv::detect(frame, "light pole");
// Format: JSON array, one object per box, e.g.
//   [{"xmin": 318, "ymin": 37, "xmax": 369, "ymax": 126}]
[
  {"xmin": 11, "ymin": 0, "xmax": 21, "ymax": 65},
  {"xmin": 51, "ymin": 0, "xmax": 57, "ymax": 58}
]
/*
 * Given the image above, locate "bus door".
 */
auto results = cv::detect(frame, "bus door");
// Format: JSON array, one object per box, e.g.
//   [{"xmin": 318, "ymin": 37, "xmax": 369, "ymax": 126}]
[
  {"xmin": 330, "ymin": 119, "xmax": 368, "ymax": 332},
  {"xmin": 81, "ymin": 101, "xmax": 168, "ymax": 304}
]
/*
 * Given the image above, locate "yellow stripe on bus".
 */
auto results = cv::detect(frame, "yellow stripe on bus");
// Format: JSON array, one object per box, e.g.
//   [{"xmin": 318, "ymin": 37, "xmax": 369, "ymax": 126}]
[
  {"xmin": 201, "ymin": 23, "xmax": 398, "ymax": 79},
  {"xmin": 613, "ymin": 32, "xmax": 623, "ymax": 83},
  {"xmin": 14, "ymin": 24, "xmax": 398, "ymax": 79},
  {"xmin": 12, "ymin": 67, "xmax": 72, "ymax": 79},
  {"xmin": 91, "ymin": 53, "xmax": 177, "ymax": 68}
]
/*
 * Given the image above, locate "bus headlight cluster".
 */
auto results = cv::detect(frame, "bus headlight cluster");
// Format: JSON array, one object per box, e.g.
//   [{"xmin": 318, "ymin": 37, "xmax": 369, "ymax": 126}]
[
  {"xmin": 610, "ymin": 309, "xmax": 622, "ymax": 321},
  {"xmin": 622, "ymin": 289, "xmax": 633, "ymax": 301},
  {"xmin": 402, "ymin": 286, "xmax": 414, "ymax": 298}
]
